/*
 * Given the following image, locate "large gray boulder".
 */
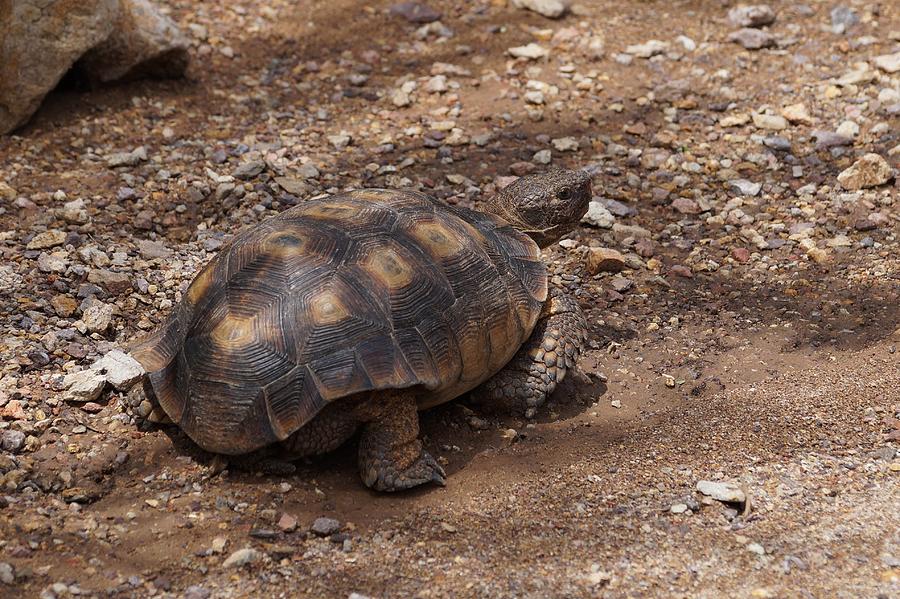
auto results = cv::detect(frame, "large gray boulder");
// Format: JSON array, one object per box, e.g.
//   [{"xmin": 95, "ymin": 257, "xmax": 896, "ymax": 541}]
[
  {"xmin": 80, "ymin": 0, "xmax": 190, "ymax": 83},
  {"xmin": 0, "ymin": 0, "xmax": 119, "ymax": 134},
  {"xmin": 0, "ymin": 0, "xmax": 189, "ymax": 135}
]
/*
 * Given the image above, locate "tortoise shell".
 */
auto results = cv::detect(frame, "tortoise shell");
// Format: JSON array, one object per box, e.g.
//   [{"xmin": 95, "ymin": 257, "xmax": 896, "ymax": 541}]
[{"xmin": 131, "ymin": 189, "xmax": 547, "ymax": 454}]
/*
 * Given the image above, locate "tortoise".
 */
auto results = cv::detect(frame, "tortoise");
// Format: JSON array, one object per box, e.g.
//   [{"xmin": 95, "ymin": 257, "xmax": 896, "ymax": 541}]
[{"xmin": 131, "ymin": 168, "xmax": 592, "ymax": 491}]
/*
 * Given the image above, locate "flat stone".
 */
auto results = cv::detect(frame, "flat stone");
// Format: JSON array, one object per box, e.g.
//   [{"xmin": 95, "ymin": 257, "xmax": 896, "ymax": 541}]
[
  {"xmin": 327, "ymin": 134, "xmax": 352, "ymax": 149},
  {"xmin": 508, "ymin": 43, "xmax": 549, "ymax": 60},
  {"xmin": 781, "ymin": 103, "xmax": 813, "ymax": 125},
  {"xmin": 106, "ymin": 146, "xmax": 148, "ymax": 167},
  {"xmin": 602, "ymin": 198, "xmax": 637, "ymax": 217},
  {"xmin": 50, "ymin": 295, "xmax": 79, "ymax": 318},
  {"xmin": 26, "ymin": 230, "xmax": 66, "ymax": 250},
  {"xmin": 762, "ymin": 136, "xmax": 791, "ymax": 151},
  {"xmin": 87, "ymin": 269, "xmax": 132, "ymax": 295},
  {"xmin": 625, "ymin": 40, "xmax": 669, "ymax": 58},
  {"xmin": 873, "ymin": 52, "xmax": 900, "ymax": 74},
  {"xmin": 728, "ymin": 28, "xmax": 775, "ymax": 50},
  {"xmin": 837, "ymin": 153, "xmax": 893, "ymax": 190},
  {"xmin": 222, "ymin": 547, "xmax": 262, "ymax": 568},
  {"xmin": 63, "ymin": 369, "xmax": 108, "ymax": 402},
  {"xmin": 277, "ymin": 513, "xmax": 298, "ymax": 532},
  {"xmin": 91, "ymin": 350, "xmax": 145, "ymax": 390},
  {"xmin": 670, "ymin": 503, "xmax": 688, "ymax": 514},
  {"xmin": 0, "ymin": 400, "xmax": 27, "ymax": 420},
  {"xmin": 587, "ymin": 248, "xmax": 627, "ymax": 274},
  {"xmin": 612, "ymin": 223, "xmax": 651, "ymax": 240},
  {"xmin": 0, "ymin": 430, "xmax": 26, "ymax": 453},
  {"xmin": 273, "ymin": 177, "xmax": 310, "ymax": 196},
  {"xmin": 136, "ymin": 239, "xmax": 172, "ymax": 259},
  {"xmin": 696, "ymin": 480, "xmax": 746, "ymax": 504},
  {"xmin": 812, "ymin": 130, "xmax": 853, "ymax": 149},
  {"xmin": 311, "ymin": 517, "xmax": 341, "ymax": 537},
  {"xmin": 729, "ymin": 179, "xmax": 761, "ymax": 196},
  {"xmin": 752, "ymin": 113, "xmax": 788, "ymax": 130},
  {"xmin": 671, "ymin": 197, "xmax": 701, "ymax": 214},
  {"xmin": 232, "ymin": 160, "xmax": 265, "ymax": 179}
]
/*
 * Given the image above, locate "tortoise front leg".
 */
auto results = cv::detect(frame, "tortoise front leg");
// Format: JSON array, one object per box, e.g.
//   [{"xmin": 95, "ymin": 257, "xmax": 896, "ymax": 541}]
[
  {"xmin": 356, "ymin": 390, "xmax": 446, "ymax": 492},
  {"xmin": 471, "ymin": 289, "xmax": 587, "ymax": 418}
]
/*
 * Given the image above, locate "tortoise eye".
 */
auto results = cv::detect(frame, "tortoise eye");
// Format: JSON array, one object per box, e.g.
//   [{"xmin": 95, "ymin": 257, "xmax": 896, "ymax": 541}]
[{"xmin": 557, "ymin": 188, "xmax": 571, "ymax": 201}]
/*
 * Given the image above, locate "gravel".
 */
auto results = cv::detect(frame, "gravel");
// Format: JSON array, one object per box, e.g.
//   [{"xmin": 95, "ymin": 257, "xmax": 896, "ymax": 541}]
[{"xmin": 0, "ymin": 0, "xmax": 897, "ymax": 597}]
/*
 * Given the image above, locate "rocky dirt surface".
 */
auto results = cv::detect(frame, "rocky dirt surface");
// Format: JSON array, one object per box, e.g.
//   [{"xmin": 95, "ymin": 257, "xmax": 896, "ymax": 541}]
[{"xmin": 1, "ymin": 0, "xmax": 898, "ymax": 597}]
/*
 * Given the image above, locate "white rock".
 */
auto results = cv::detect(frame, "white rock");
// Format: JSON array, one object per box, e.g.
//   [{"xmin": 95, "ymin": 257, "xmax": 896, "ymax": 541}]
[
  {"xmin": 424, "ymin": 75, "xmax": 448, "ymax": 93},
  {"xmin": 327, "ymin": 133, "xmax": 352, "ymax": 149},
  {"xmin": 728, "ymin": 4, "xmax": 776, "ymax": 28},
  {"xmin": 752, "ymin": 113, "xmax": 787, "ymax": 130},
  {"xmin": 37, "ymin": 252, "xmax": 68, "ymax": 273},
  {"xmin": 835, "ymin": 120, "xmax": 859, "ymax": 138},
  {"xmin": 581, "ymin": 201, "xmax": 615, "ymax": 228},
  {"xmin": 878, "ymin": 88, "xmax": 900, "ymax": 104},
  {"xmin": 670, "ymin": 503, "xmax": 688, "ymax": 514},
  {"xmin": 625, "ymin": 40, "xmax": 669, "ymax": 58},
  {"xmin": 729, "ymin": 179, "xmax": 761, "ymax": 196},
  {"xmin": 781, "ymin": 103, "xmax": 813, "ymax": 125},
  {"xmin": 91, "ymin": 350, "xmax": 145, "ymax": 390},
  {"xmin": 532, "ymin": 149, "xmax": 552, "ymax": 164},
  {"xmin": 222, "ymin": 547, "xmax": 262, "ymax": 568},
  {"xmin": 696, "ymin": 480, "xmax": 746, "ymax": 503},
  {"xmin": 82, "ymin": 301, "xmax": 114, "ymax": 332},
  {"xmin": 834, "ymin": 64, "xmax": 875, "ymax": 86},
  {"xmin": 511, "ymin": 0, "xmax": 569, "ymax": 19},
  {"xmin": 63, "ymin": 369, "xmax": 108, "ymax": 402},
  {"xmin": 837, "ymin": 153, "xmax": 894, "ymax": 190},
  {"xmin": 60, "ymin": 199, "xmax": 89, "ymax": 224},
  {"xmin": 675, "ymin": 35, "xmax": 696, "ymax": 51},
  {"xmin": 26, "ymin": 229, "xmax": 66, "ymax": 250},
  {"xmin": 508, "ymin": 43, "xmax": 549, "ymax": 60},
  {"xmin": 873, "ymin": 52, "xmax": 900, "ymax": 73},
  {"xmin": 747, "ymin": 543, "xmax": 766, "ymax": 556},
  {"xmin": 391, "ymin": 88, "xmax": 412, "ymax": 107},
  {"xmin": 523, "ymin": 90, "xmax": 545, "ymax": 105},
  {"xmin": 210, "ymin": 536, "xmax": 228, "ymax": 554},
  {"xmin": 551, "ymin": 136, "xmax": 579, "ymax": 151}
]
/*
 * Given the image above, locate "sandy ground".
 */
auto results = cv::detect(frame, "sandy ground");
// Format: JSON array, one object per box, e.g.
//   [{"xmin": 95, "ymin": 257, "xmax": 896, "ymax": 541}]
[{"xmin": 0, "ymin": 0, "xmax": 898, "ymax": 597}]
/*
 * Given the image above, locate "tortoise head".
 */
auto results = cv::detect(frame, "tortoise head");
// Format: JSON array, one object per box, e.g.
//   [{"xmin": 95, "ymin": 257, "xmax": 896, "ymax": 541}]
[{"xmin": 485, "ymin": 168, "xmax": 593, "ymax": 248}]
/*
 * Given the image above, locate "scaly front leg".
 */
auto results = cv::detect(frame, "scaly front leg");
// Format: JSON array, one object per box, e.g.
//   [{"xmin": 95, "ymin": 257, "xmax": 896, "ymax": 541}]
[{"xmin": 471, "ymin": 288, "xmax": 587, "ymax": 418}]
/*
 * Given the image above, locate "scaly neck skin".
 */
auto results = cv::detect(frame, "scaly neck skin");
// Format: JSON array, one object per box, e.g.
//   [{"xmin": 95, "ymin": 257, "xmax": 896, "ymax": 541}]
[{"xmin": 484, "ymin": 189, "xmax": 567, "ymax": 249}]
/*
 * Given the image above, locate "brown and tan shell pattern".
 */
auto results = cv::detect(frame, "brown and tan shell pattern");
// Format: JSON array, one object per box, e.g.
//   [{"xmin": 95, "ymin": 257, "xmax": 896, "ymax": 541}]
[{"xmin": 131, "ymin": 189, "xmax": 547, "ymax": 454}]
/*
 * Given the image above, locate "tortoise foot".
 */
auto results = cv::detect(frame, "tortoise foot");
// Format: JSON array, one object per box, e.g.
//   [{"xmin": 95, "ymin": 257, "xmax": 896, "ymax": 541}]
[
  {"xmin": 361, "ymin": 448, "xmax": 446, "ymax": 492},
  {"xmin": 357, "ymin": 390, "xmax": 446, "ymax": 492}
]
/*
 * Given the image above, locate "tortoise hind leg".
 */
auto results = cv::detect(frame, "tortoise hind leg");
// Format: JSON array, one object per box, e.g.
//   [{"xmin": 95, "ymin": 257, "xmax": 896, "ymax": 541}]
[
  {"xmin": 471, "ymin": 289, "xmax": 587, "ymax": 418},
  {"xmin": 280, "ymin": 401, "xmax": 360, "ymax": 458},
  {"xmin": 356, "ymin": 390, "xmax": 446, "ymax": 492}
]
